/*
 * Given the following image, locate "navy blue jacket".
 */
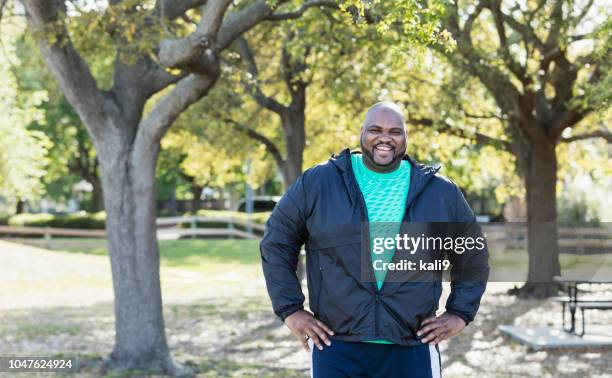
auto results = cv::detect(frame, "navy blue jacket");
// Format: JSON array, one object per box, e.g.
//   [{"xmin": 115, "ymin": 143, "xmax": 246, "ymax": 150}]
[{"xmin": 260, "ymin": 149, "xmax": 489, "ymax": 346}]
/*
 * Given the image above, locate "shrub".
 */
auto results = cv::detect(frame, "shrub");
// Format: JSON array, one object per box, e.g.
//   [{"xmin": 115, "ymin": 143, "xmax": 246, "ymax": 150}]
[
  {"xmin": 8, "ymin": 213, "xmax": 55, "ymax": 227},
  {"xmin": 195, "ymin": 210, "xmax": 270, "ymax": 225},
  {"xmin": 8, "ymin": 212, "xmax": 106, "ymax": 229}
]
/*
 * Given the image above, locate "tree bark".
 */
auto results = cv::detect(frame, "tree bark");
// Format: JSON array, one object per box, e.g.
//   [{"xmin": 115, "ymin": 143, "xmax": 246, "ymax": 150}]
[
  {"xmin": 21, "ymin": 1, "xmax": 312, "ymax": 374},
  {"xmin": 90, "ymin": 174, "xmax": 104, "ymax": 212},
  {"xmin": 280, "ymin": 113, "xmax": 305, "ymax": 189},
  {"xmin": 279, "ymin": 112, "xmax": 306, "ymax": 281},
  {"xmin": 98, "ymin": 137, "xmax": 181, "ymax": 373},
  {"xmin": 516, "ymin": 135, "xmax": 561, "ymax": 298},
  {"xmin": 15, "ymin": 198, "xmax": 26, "ymax": 214},
  {"xmin": 191, "ymin": 183, "xmax": 203, "ymax": 213}
]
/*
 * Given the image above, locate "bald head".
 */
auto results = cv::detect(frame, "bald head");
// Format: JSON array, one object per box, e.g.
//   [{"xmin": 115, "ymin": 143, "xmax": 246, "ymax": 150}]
[
  {"xmin": 360, "ymin": 102, "xmax": 407, "ymax": 172},
  {"xmin": 362, "ymin": 102, "xmax": 405, "ymax": 129}
]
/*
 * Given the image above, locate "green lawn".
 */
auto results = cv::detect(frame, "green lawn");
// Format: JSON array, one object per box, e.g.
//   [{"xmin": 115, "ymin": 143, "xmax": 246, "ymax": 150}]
[{"xmin": 8, "ymin": 238, "xmax": 262, "ymax": 271}]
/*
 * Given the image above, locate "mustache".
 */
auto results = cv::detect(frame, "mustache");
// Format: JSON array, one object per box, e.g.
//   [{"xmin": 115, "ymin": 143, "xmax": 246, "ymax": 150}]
[{"xmin": 374, "ymin": 142, "xmax": 395, "ymax": 149}]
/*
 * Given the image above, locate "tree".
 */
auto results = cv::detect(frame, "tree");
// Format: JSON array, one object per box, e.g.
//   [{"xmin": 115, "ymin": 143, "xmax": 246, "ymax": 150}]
[
  {"xmin": 16, "ymin": 0, "xmax": 396, "ymax": 373},
  {"xmin": 16, "ymin": 75, "xmax": 103, "ymax": 210},
  {"xmin": 435, "ymin": 0, "xmax": 611, "ymax": 297},
  {"xmin": 0, "ymin": 15, "xmax": 49, "ymax": 212}
]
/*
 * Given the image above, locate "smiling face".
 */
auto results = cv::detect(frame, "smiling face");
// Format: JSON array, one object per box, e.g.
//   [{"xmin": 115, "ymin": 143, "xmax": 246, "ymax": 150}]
[{"xmin": 360, "ymin": 104, "xmax": 407, "ymax": 169}]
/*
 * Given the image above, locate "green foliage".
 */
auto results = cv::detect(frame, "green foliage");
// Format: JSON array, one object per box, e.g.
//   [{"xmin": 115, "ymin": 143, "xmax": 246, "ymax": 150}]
[
  {"xmin": 14, "ymin": 34, "xmax": 100, "ymax": 205},
  {"xmin": 340, "ymin": 0, "xmax": 451, "ymax": 49},
  {"xmin": 196, "ymin": 209, "xmax": 270, "ymax": 225},
  {"xmin": 8, "ymin": 211, "xmax": 106, "ymax": 229},
  {"xmin": 558, "ymin": 195, "xmax": 600, "ymax": 225},
  {"xmin": 0, "ymin": 17, "xmax": 50, "ymax": 204},
  {"xmin": 7, "ymin": 213, "xmax": 55, "ymax": 227},
  {"xmin": 581, "ymin": 18, "xmax": 612, "ymax": 110},
  {"xmin": 41, "ymin": 238, "xmax": 263, "ymax": 267}
]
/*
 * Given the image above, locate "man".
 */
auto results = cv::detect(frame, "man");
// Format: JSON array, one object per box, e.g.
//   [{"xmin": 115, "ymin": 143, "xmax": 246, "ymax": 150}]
[{"xmin": 261, "ymin": 102, "xmax": 489, "ymax": 377}]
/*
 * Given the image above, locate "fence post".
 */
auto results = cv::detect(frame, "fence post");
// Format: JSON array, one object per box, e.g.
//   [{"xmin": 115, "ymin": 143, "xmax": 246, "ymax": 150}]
[
  {"xmin": 227, "ymin": 217, "xmax": 234, "ymax": 239},
  {"xmin": 191, "ymin": 217, "xmax": 196, "ymax": 239},
  {"xmin": 44, "ymin": 227, "xmax": 51, "ymax": 249},
  {"xmin": 577, "ymin": 227, "xmax": 584, "ymax": 255}
]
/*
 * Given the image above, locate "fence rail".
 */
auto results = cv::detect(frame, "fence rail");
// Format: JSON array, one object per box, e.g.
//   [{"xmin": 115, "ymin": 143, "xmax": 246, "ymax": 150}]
[
  {"xmin": 0, "ymin": 221, "xmax": 609, "ymax": 253},
  {"xmin": 0, "ymin": 216, "xmax": 266, "ymax": 241}
]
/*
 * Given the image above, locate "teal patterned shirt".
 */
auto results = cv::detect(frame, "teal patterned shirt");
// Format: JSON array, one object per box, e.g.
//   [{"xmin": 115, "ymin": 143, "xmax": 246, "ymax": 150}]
[{"xmin": 351, "ymin": 153, "xmax": 411, "ymax": 344}]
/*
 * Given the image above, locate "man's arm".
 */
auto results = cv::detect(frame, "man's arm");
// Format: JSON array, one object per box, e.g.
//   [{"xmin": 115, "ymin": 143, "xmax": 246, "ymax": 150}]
[
  {"xmin": 444, "ymin": 184, "xmax": 490, "ymax": 324},
  {"xmin": 418, "ymin": 183, "xmax": 490, "ymax": 344},
  {"xmin": 260, "ymin": 172, "xmax": 333, "ymax": 351}
]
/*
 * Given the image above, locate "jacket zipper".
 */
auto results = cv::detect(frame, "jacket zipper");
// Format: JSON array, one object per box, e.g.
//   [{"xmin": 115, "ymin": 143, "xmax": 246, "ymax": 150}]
[
  {"xmin": 316, "ymin": 265, "xmax": 323, "ymax": 316},
  {"xmin": 345, "ymin": 170, "xmax": 381, "ymax": 337},
  {"xmin": 336, "ymin": 151, "xmax": 439, "ymax": 340}
]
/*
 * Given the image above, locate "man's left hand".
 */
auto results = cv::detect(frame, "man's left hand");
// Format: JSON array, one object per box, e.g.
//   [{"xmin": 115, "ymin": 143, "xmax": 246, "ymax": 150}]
[{"xmin": 417, "ymin": 312, "xmax": 466, "ymax": 345}]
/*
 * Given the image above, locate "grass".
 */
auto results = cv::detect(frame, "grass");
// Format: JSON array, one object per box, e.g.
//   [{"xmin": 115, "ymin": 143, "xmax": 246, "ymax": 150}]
[
  {"xmin": 10, "ymin": 237, "xmax": 610, "ymax": 277},
  {"xmin": 8, "ymin": 238, "xmax": 262, "ymax": 269},
  {"xmin": 1, "ymin": 240, "xmax": 611, "ymax": 377},
  {"xmin": 0, "ymin": 322, "xmax": 82, "ymax": 340}
]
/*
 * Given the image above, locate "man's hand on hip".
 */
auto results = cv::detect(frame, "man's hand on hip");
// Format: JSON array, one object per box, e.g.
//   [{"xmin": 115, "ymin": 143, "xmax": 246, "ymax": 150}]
[
  {"xmin": 284, "ymin": 310, "xmax": 334, "ymax": 352},
  {"xmin": 417, "ymin": 312, "xmax": 466, "ymax": 345}
]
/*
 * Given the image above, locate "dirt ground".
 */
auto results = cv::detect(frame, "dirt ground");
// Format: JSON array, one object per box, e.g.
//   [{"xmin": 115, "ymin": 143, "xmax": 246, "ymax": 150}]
[{"xmin": 0, "ymin": 240, "xmax": 610, "ymax": 377}]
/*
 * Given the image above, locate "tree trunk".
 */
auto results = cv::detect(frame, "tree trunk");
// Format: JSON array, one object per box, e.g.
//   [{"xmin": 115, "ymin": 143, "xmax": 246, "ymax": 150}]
[
  {"xmin": 90, "ymin": 175, "xmax": 104, "ymax": 212},
  {"xmin": 517, "ymin": 139, "xmax": 561, "ymax": 298},
  {"xmin": 167, "ymin": 186, "xmax": 177, "ymax": 216},
  {"xmin": 280, "ymin": 113, "xmax": 305, "ymax": 190},
  {"xmin": 15, "ymin": 198, "xmax": 26, "ymax": 214},
  {"xmin": 190, "ymin": 183, "xmax": 203, "ymax": 213},
  {"xmin": 98, "ymin": 138, "xmax": 181, "ymax": 374},
  {"xmin": 280, "ymin": 112, "xmax": 306, "ymax": 282}
]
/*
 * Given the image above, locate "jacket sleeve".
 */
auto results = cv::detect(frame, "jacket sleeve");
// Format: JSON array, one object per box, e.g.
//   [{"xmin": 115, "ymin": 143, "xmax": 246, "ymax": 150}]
[
  {"xmin": 444, "ymin": 184, "xmax": 490, "ymax": 326},
  {"xmin": 260, "ymin": 173, "xmax": 309, "ymax": 321}
]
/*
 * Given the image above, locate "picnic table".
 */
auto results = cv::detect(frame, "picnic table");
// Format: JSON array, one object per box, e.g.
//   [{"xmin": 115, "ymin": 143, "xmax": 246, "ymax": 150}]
[{"xmin": 553, "ymin": 276, "xmax": 612, "ymax": 337}]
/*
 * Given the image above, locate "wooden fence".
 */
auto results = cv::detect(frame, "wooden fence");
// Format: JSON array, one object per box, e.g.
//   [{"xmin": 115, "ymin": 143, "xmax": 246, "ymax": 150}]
[
  {"xmin": 0, "ymin": 220, "xmax": 609, "ymax": 254},
  {"xmin": 0, "ymin": 216, "xmax": 265, "ymax": 241}
]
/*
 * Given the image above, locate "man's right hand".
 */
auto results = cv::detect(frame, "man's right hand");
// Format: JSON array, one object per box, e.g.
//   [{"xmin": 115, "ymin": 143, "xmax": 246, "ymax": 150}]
[{"xmin": 284, "ymin": 310, "xmax": 334, "ymax": 352}]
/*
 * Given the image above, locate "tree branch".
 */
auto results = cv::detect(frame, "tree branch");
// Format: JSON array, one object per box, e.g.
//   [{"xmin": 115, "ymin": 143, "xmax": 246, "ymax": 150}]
[
  {"xmin": 499, "ymin": 10, "xmax": 545, "ymax": 52},
  {"xmin": 216, "ymin": 0, "xmax": 289, "ymax": 50},
  {"xmin": 265, "ymin": 0, "xmax": 338, "ymax": 21},
  {"xmin": 221, "ymin": 117, "xmax": 285, "ymax": 168},
  {"xmin": 464, "ymin": 111, "xmax": 505, "ymax": 121},
  {"xmin": 136, "ymin": 73, "xmax": 218, "ymax": 152},
  {"xmin": 236, "ymin": 37, "xmax": 287, "ymax": 114},
  {"xmin": 560, "ymin": 129, "xmax": 612, "ymax": 143},
  {"xmin": 280, "ymin": 30, "xmax": 310, "ymax": 100},
  {"xmin": 409, "ymin": 116, "xmax": 512, "ymax": 152},
  {"xmin": 153, "ymin": 0, "xmax": 208, "ymax": 21},
  {"xmin": 157, "ymin": 0, "xmax": 232, "ymax": 70},
  {"xmin": 442, "ymin": 3, "xmax": 547, "ymax": 143},
  {"xmin": 489, "ymin": 0, "xmax": 529, "ymax": 85},
  {"xmin": 21, "ymin": 0, "xmax": 115, "ymax": 140},
  {"xmin": 144, "ymin": 62, "xmax": 189, "ymax": 96},
  {"xmin": 463, "ymin": 1, "xmax": 485, "ymax": 37}
]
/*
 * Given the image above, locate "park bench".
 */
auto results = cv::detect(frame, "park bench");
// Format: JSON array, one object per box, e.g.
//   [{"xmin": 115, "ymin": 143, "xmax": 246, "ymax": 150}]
[{"xmin": 553, "ymin": 277, "xmax": 612, "ymax": 337}]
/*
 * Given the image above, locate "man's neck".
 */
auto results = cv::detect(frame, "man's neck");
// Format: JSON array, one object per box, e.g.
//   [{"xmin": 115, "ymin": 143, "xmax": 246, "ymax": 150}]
[{"xmin": 361, "ymin": 152, "xmax": 402, "ymax": 173}]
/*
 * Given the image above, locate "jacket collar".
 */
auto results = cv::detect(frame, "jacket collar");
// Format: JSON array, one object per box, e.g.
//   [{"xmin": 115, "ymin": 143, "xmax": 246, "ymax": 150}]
[{"xmin": 330, "ymin": 148, "xmax": 441, "ymax": 209}]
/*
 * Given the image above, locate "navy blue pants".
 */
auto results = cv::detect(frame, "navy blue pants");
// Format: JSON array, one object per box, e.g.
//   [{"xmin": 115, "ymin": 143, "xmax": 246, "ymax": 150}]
[{"xmin": 310, "ymin": 340, "xmax": 441, "ymax": 378}]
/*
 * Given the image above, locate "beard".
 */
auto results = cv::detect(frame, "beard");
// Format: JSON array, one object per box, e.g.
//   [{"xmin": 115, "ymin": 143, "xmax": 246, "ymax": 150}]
[{"xmin": 360, "ymin": 139, "xmax": 406, "ymax": 167}]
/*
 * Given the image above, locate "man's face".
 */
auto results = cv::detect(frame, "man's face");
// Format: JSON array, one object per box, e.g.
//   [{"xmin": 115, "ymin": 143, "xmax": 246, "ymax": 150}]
[{"xmin": 360, "ymin": 108, "xmax": 407, "ymax": 167}]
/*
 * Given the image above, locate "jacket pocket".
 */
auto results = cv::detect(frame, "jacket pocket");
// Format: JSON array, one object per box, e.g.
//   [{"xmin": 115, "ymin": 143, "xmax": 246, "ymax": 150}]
[
  {"xmin": 307, "ymin": 233, "xmax": 361, "ymax": 251},
  {"xmin": 311, "ymin": 264, "xmax": 324, "ymax": 316},
  {"xmin": 382, "ymin": 282, "xmax": 437, "ymax": 339},
  {"xmin": 315, "ymin": 252, "xmax": 370, "ymax": 336}
]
